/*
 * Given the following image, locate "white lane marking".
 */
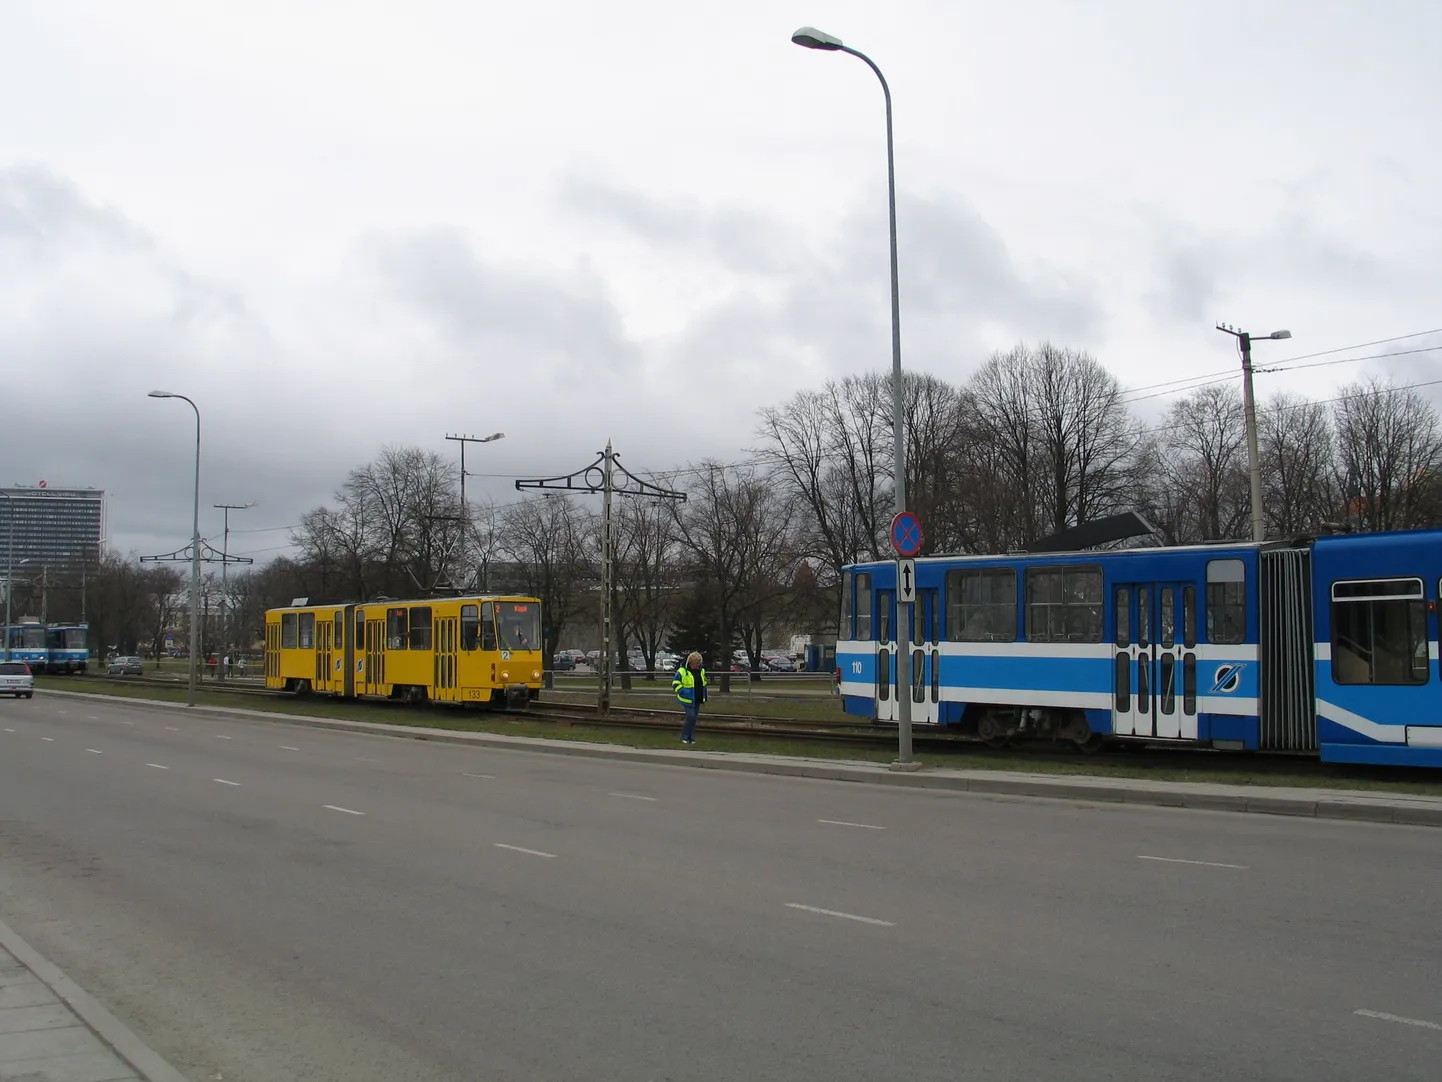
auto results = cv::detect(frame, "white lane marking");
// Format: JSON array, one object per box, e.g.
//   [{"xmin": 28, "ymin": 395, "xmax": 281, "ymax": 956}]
[
  {"xmin": 146, "ymin": 764, "xmax": 169, "ymax": 770},
  {"xmin": 818, "ymin": 819, "xmax": 885, "ymax": 830},
  {"xmin": 785, "ymin": 903, "xmax": 895, "ymax": 927},
  {"xmin": 165, "ymin": 726, "xmax": 178, "ymax": 731},
  {"xmin": 215, "ymin": 735, "xmax": 232, "ymax": 740},
  {"xmin": 279, "ymin": 745, "xmax": 300, "ymax": 751},
  {"xmin": 87, "ymin": 715, "xmax": 99, "ymax": 719},
  {"xmin": 495, "ymin": 843, "xmax": 557, "ymax": 859},
  {"xmin": 86, "ymin": 748, "xmax": 102, "ymax": 754},
  {"xmin": 58, "ymin": 711, "xmax": 68, "ymax": 716},
  {"xmin": 1354, "ymin": 1009, "xmax": 1442, "ymax": 1031},
  {"xmin": 120, "ymin": 721, "xmax": 134, "ymax": 726},
  {"xmin": 323, "ymin": 804, "xmax": 364, "ymax": 816},
  {"xmin": 213, "ymin": 778, "xmax": 241, "ymax": 787},
  {"xmin": 1138, "ymin": 855, "xmax": 1248, "ymax": 870},
  {"xmin": 356, "ymin": 756, "xmax": 381, "ymax": 763},
  {"xmin": 462, "ymin": 772, "xmax": 495, "ymax": 780},
  {"xmin": 3, "ymin": 728, "xmax": 14, "ymax": 733},
  {"xmin": 41, "ymin": 737, "xmax": 54, "ymax": 742},
  {"xmin": 609, "ymin": 792, "xmax": 657, "ymax": 801}
]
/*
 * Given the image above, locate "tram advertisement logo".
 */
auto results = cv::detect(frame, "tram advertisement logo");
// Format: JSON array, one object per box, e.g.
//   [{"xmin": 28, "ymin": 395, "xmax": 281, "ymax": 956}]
[{"xmin": 1210, "ymin": 664, "xmax": 1245, "ymax": 694}]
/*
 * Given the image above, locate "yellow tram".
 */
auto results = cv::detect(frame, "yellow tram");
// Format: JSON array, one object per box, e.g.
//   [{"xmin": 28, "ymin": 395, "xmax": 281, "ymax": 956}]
[{"xmin": 264, "ymin": 594, "xmax": 544, "ymax": 707}]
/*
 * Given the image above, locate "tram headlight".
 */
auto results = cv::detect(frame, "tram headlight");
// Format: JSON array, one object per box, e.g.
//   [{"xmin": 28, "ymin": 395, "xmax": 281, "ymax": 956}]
[
  {"xmin": 501, "ymin": 670, "xmax": 510, "ymax": 680},
  {"xmin": 532, "ymin": 670, "xmax": 541, "ymax": 680}
]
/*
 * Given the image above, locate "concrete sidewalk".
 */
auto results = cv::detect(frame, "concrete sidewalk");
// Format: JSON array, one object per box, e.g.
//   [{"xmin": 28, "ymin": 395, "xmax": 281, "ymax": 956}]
[
  {"xmin": 0, "ymin": 917, "xmax": 185, "ymax": 1082},
  {"xmin": 42, "ymin": 689, "xmax": 1442, "ymax": 828}
]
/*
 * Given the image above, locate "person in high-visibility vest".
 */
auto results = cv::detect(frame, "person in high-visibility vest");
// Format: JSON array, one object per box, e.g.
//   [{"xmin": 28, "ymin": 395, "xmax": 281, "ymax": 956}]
[{"xmin": 672, "ymin": 651, "xmax": 709, "ymax": 745}]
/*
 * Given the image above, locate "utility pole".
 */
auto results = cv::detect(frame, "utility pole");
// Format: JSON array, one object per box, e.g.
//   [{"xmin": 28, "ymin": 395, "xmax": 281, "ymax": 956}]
[
  {"xmin": 1217, "ymin": 324, "xmax": 1292, "ymax": 542},
  {"xmin": 516, "ymin": 442, "xmax": 685, "ymax": 714},
  {"xmin": 445, "ymin": 432, "xmax": 504, "ymax": 590},
  {"xmin": 213, "ymin": 503, "xmax": 255, "ymax": 681}
]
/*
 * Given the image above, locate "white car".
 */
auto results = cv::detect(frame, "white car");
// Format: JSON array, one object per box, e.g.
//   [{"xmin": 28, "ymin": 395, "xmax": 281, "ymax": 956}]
[{"xmin": 0, "ymin": 661, "xmax": 35, "ymax": 698}]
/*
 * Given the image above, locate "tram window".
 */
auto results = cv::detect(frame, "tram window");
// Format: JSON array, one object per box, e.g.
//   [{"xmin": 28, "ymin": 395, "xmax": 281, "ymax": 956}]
[
  {"xmin": 335, "ymin": 612, "xmax": 344, "ymax": 649},
  {"xmin": 409, "ymin": 607, "xmax": 433, "ymax": 650},
  {"xmin": 298, "ymin": 612, "xmax": 315, "ymax": 649},
  {"xmin": 855, "ymin": 574, "xmax": 873, "ymax": 640},
  {"xmin": 840, "ymin": 572, "xmax": 854, "ymax": 640},
  {"xmin": 1206, "ymin": 560, "xmax": 1246, "ymax": 644},
  {"xmin": 947, "ymin": 568, "xmax": 1017, "ymax": 642},
  {"xmin": 281, "ymin": 612, "xmax": 297, "ymax": 649},
  {"xmin": 1330, "ymin": 578, "xmax": 1427, "ymax": 686},
  {"xmin": 356, "ymin": 610, "xmax": 365, "ymax": 647},
  {"xmin": 1025, "ymin": 566, "xmax": 1102, "ymax": 642},
  {"xmin": 386, "ymin": 608, "xmax": 409, "ymax": 650},
  {"xmin": 1183, "ymin": 587, "xmax": 1196, "ymax": 649},
  {"xmin": 480, "ymin": 603, "xmax": 497, "ymax": 651},
  {"xmin": 461, "ymin": 605, "xmax": 479, "ymax": 651}
]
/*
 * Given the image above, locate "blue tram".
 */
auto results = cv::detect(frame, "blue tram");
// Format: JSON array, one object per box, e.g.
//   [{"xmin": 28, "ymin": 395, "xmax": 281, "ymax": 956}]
[
  {"xmin": 3, "ymin": 620, "xmax": 49, "ymax": 669},
  {"xmin": 837, "ymin": 528, "xmax": 1442, "ymax": 768},
  {"xmin": 45, "ymin": 623, "xmax": 89, "ymax": 673}
]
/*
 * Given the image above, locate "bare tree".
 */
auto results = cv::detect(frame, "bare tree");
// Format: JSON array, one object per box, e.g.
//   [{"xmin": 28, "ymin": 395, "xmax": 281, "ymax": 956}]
[
  {"xmin": 1155, "ymin": 384, "xmax": 1250, "ymax": 542},
  {"xmin": 495, "ymin": 496, "xmax": 593, "ymax": 665},
  {"xmin": 1333, "ymin": 378, "xmax": 1442, "ymax": 531},
  {"xmin": 668, "ymin": 462, "xmax": 798, "ymax": 690},
  {"xmin": 141, "ymin": 565, "xmax": 186, "ymax": 667},
  {"xmin": 1258, "ymin": 392, "xmax": 1337, "ymax": 537},
  {"xmin": 611, "ymin": 497, "xmax": 681, "ymax": 678}
]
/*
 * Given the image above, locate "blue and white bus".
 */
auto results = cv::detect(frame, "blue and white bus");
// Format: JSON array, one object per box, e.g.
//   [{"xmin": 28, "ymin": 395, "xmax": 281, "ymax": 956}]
[
  {"xmin": 837, "ymin": 527, "xmax": 1442, "ymax": 769},
  {"xmin": 45, "ymin": 623, "xmax": 88, "ymax": 673}
]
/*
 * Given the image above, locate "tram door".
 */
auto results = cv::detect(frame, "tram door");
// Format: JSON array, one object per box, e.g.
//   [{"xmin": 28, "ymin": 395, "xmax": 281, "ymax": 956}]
[
  {"xmin": 875, "ymin": 589, "xmax": 898, "ymax": 722},
  {"xmin": 341, "ymin": 606, "xmax": 355, "ymax": 698},
  {"xmin": 911, "ymin": 588, "xmax": 941, "ymax": 724},
  {"xmin": 1113, "ymin": 583, "xmax": 1198, "ymax": 739}
]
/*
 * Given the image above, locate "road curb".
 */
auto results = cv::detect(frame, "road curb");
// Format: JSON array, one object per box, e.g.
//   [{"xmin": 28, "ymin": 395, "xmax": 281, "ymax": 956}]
[
  {"xmin": 0, "ymin": 913, "xmax": 189, "ymax": 1082},
  {"xmin": 40, "ymin": 688, "xmax": 1442, "ymax": 829}
]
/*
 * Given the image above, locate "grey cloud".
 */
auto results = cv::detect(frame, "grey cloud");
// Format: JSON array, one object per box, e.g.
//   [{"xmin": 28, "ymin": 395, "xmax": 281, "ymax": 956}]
[
  {"xmin": 0, "ymin": 164, "xmax": 150, "ymax": 254},
  {"xmin": 559, "ymin": 174, "xmax": 803, "ymax": 276},
  {"xmin": 359, "ymin": 227, "xmax": 638, "ymax": 373}
]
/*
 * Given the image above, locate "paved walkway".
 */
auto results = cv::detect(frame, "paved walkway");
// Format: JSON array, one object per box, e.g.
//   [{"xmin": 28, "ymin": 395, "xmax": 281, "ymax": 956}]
[{"xmin": 0, "ymin": 946, "xmax": 139, "ymax": 1082}]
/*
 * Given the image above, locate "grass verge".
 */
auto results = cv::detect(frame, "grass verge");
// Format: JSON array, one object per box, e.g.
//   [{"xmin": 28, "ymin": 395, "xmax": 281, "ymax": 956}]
[{"xmin": 35, "ymin": 675, "xmax": 1442, "ymax": 796}]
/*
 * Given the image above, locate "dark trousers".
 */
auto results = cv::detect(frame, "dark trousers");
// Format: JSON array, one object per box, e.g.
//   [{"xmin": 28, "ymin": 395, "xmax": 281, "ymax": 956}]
[{"xmin": 681, "ymin": 703, "xmax": 699, "ymax": 742}]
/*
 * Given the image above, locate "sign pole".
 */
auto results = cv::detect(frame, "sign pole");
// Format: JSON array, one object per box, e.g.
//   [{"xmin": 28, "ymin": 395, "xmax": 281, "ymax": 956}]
[{"xmin": 889, "ymin": 511, "xmax": 924, "ymax": 771}]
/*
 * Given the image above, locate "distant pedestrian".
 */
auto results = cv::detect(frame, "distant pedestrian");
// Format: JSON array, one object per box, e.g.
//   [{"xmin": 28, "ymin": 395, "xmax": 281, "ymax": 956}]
[
  {"xmin": 222, "ymin": 654, "xmax": 231, "ymax": 677},
  {"xmin": 672, "ymin": 651, "xmax": 708, "ymax": 745},
  {"xmin": 237, "ymin": 655, "xmax": 247, "ymax": 678}
]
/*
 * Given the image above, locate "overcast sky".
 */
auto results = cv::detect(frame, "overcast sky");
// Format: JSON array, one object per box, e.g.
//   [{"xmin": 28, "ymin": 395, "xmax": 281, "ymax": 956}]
[{"xmin": 3, "ymin": 0, "xmax": 1439, "ymax": 561}]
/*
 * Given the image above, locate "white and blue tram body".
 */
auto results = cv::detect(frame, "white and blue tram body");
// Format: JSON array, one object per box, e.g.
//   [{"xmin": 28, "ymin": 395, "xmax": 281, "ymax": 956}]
[{"xmin": 837, "ymin": 528, "xmax": 1442, "ymax": 768}]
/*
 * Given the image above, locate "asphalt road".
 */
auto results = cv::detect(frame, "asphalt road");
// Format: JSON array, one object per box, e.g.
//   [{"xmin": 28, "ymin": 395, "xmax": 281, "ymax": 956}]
[{"xmin": 1, "ymin": 694, "xmax": 1439, "ymax": 1081}]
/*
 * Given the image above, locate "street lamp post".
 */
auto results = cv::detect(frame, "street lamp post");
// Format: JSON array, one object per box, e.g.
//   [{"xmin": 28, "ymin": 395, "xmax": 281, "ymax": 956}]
[
  {"xmin": 793, "ymin": 25, "xmax": 917, "ymax": 767},
  {"xmin": 1216, "ymin": 325, "xmax": 1291, "ymax": 543},
  {"xmin": 1, "ymin": 491, "xmax": 12, "ymax": 662},
  {"xmin": 149, "ymin": 390, "xmax": 202, "ymax": 707}
]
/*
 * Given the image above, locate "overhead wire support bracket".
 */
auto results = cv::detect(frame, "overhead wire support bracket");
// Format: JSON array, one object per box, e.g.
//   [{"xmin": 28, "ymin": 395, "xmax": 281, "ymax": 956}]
[{"xmin": 515, "ymin": 441, "xmax": 686, "ymax": 715}]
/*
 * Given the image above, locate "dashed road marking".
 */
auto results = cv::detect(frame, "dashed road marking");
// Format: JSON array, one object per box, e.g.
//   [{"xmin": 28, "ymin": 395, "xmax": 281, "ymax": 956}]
[
  {"xmin": 86, "ymin": 748, "xmax": 102, "ymax": 754},
  {"xmin": 323, "ymin": 805, "xmax": 364, "ymax": 816},
  {"xmin": 41, "ymin": 737, "xmax": 54, "ymax": 742},
  {"xmin": 165, "ymin": 726, "xmax": 178, "ymax": 731},
  {"xmin": 119, "ymin": 721, "xmax": 134, "ymax": 726},
  {"xmin": 87, "ymin": 715, "xmax": 99, "ymax": 719},
  {"xmin": 495, "ymin": 843, "xmax": 557, "ymax": 859},
  {"xmin": 356, "ymin": 757, "xmax": 381, "ymax": 763},
  {"xmin": 1138, "ymin": 855, "xmax": 1248, "ymax": 870},
  {"xmin": 279, "ymin": 746, "xmax": 300, "ymax": 751},
  {"xmin": 215, "ymin": 735, "xmax": 232, "ymax": 740},
  {"xmin": 785, "ymin": 903, "xmax": 895, "ymax": 927},
  {"xmin": 462, "ymin": 773, "xmax": 495, "ymax": 780},
  {"xmin": 818, "ymin": 819, "xmax": 885, "ymax": 830},
  {"xmin": 609, "ymin": 792, "xmax": 657, "ymax": 801},
  {"xmin": 213, "ymin": 778, "xmax": 241, "ymax": 787},
  {"xmin": 1354, "ymin": 1009, "xmax": 1442, "ymax": 1031},
  {"xmin": 146, "ymin": 764, "xmax": 169, "ymax": 770},
  {"xmin": 3, "ymin": 728, "xmax": 13, "ymax": 733},
  {"xmin": 58, "ymin": 711, "xmax": 68, "ymax": 716}
]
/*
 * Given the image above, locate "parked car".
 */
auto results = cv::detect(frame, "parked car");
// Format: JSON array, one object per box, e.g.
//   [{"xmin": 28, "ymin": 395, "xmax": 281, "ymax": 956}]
[
  {"xmin": 0, "ymin": 661, "xmax": 35, "ymax": 698},
  {"xmin": 551, "ymin": 654, "xmax": 576, "ymax": 671},
  {"xmin": 108, "ymin": 656, "xmax": 144, "ymax": 676}
]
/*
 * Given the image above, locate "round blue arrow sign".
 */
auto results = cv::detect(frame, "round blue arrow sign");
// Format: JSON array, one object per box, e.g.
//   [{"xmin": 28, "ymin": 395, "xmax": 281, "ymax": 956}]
[{"xmin": 890, "ymin": 511, "xmax": 924, "ymax": 558}]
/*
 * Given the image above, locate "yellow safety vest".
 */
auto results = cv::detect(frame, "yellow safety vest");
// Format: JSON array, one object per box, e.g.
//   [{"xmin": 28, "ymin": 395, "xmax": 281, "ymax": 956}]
[{"xmin": 673, "ymin": 666, "xmax": 708, "ymax": 704}]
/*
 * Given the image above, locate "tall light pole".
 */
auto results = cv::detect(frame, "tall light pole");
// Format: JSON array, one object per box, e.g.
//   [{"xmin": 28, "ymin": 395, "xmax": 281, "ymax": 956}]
[
  {"xmin": 1, "ymin": 491, "xmax": 12, "ymax": 662},
  {"xmin": 149, "ymin": 390, "xmax": 202, "ymax": 706},
  {"xmin": 445, "ymin": 432, "xmax": 505, "ymax": 590},
  {"xmin": 1217, "ymin": 325, "xmax": 1291, "ymax": 542},
  {"xmin": 214, "ymin": 502, "xmax": 254, "ymax": 681},
  {"xmin": 793, "ymin": 25, "xmax": 917, "ymax": 767}
]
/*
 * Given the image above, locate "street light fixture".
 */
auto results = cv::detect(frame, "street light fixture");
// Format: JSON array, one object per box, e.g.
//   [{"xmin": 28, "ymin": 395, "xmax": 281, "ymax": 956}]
[
  {"xmin": 1216, "ymin": 325, "xmax": 1292, "ymax": 543},
  {"xmin": 149, "ymin": 390, "xmax": 202, "ymax": 707},
  {"xmin": 792, "ymin": 26, "xmax": 918, "ymax": 768}
]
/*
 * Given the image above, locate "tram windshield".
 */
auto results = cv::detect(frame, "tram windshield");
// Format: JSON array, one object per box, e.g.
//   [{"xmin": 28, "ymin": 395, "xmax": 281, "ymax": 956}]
[{"xmin": 495, "ymin": 602, "xmax": 540, "ymax": 652}]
